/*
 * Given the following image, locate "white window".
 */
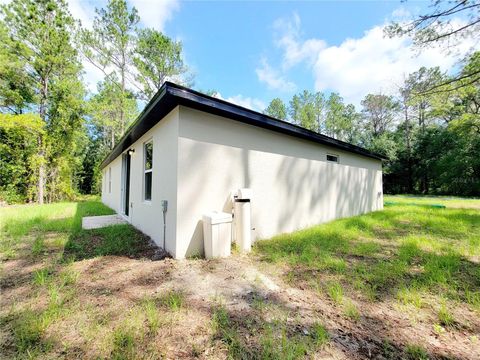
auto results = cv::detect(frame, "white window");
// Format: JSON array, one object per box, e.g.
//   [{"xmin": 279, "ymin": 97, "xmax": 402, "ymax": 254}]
[
  {"xmin": 144, "ymin": 141, "xmax": 153, "ymax": 201},
  {"xmin": 327, "ymin": 154, "xmax": 339, "ymax": 163},
  {"xmin": 108, "ymin": 167, "xmax": 112, "ymax": 193}
]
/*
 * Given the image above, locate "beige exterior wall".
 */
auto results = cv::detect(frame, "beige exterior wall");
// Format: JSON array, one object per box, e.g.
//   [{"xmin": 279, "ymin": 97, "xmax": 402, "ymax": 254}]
[
  {"xmin": 101, "ymin": 108, "xmax": 179, "ymax": 255},
  {"xmin": 103, "ymin": 105, "xmax": 383, "ymax": 259},
  {"xmin": 176, "ymin": 106, "xmax": 383, "ymax": 259}
]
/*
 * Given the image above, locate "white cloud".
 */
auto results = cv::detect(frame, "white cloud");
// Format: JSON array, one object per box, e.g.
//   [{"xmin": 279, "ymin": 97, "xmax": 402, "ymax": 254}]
[
  {"xmin": 255, "ymin": 58, "xmax": 296, "ymax": 92},
  {"xmin": 213, "ymin": 92, "xmax": 266, "ymax": 112},
  {"xmin": 273, "ymin": 12, "xmax": 325, "ymax": 70},
  {"xmin": 391, "ymin": 7, "xmax": 411, "ymax": 20},
  {"xmin": 311, "ymin": 24, "xmax": 475, "ymax": 105},
  {"xmin": 67, "ymin": 0, "xmax": 179, "ymax": 31},
  {"xmin": 67, "ymin": 0, "xmax": 97, "ymax": 28},
  {"xmin": 264, "ymin": 12, "xmax": 477, "ymax": 105},
  {"xmin": 130, "ymin": 0, "xmax": 179, "ymax": 31}
]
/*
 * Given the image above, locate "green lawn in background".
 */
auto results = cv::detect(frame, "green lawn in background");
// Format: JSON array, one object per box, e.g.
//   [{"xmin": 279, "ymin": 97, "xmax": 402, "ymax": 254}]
[{"xmin": 384, "ymin": 194, "xmax": 480, "ymax": 209}]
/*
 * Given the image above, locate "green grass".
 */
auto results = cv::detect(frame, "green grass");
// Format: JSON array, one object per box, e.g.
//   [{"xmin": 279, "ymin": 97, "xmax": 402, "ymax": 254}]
[
  {"xmin": 0, "ymin": 196, "xmax": 154, "ymax": 262},
  {"xmin": 2, "ymin": 195, "xmax": 479, "ymax": 359},
  {"xmin": 405, "ymin": 344, "xmax": 429, "ymax": 360},
  {"xmin": 343, "ymin": 300, "xmax": 360, "ymax": 321},
  {"xmin": 255, "ymin": 201, "xmax": 480, "ymax": 307},
  {"xmin": 0, "ymin": 197, "xmax": 158, "ymax": 358},
  {"xmin": 438, "ymin": 301, "xmax": 455, "ymax": 327},
  {"xmin": 142, "ymin": 298, "xmax": 161, "ymax": 333},
  {"xmin": 158, "ymin": 290, "xmax": 185, "ymax": 311},
  {"xmin": 384, "ymin": 194, "xmax": 480, "ymax": 209},
  {"xmin": 327, "ymin": 281, "xmax": 344, "ymax": 304},
  {"xmin": 32, "ymin": 267, "xmax": 52, "ymax": 286},
  {"xmin": 0, "ymin": 199, "xmax": 115, "ymax": 261},
  {"xmin": 211, "ymin": 302, "xmax": 330, "ymax": 359}
]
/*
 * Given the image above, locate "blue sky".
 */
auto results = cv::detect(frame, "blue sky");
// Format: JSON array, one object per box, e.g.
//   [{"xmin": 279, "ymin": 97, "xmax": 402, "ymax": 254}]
[{"xmin": 65, "ymin": 0, "xmax": 475, "ymax": 110}]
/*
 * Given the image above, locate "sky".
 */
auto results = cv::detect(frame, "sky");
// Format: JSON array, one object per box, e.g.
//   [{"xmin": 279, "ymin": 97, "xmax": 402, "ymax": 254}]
[{"xmin": 4, "ymin": 0, "xmax": 477, "ymax": 110}]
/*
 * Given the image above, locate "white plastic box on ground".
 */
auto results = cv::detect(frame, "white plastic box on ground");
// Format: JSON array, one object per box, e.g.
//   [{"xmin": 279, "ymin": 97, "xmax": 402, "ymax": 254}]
[{"xmin": 202, "ymin": 211, "xmax": 233, "ymax": 259}]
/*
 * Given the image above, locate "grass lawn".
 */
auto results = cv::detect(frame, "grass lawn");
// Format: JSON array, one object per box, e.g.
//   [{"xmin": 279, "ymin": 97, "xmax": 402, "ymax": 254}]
[
  {"xmin": 1, "ymin": 196, "xmax": 479, "ymax": 359},
  {"xmin": 255, "ymin": 197, "xmax": 480, "ymax": 359},
  {"xmin": 384, "ymin": 194, "xmax": 480, "ymax": 209}
]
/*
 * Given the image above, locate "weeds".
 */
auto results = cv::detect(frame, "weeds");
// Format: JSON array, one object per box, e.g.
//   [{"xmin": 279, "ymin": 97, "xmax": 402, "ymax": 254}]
[
  {"xmin": 142, "ymin": 299, "xmax": 161, "ymax": 333},
  {"xmin": 159, "ymin": 290, "xmax": 185, "ymax": 311},
  {"xmin": 396, "ymin": 285, "xmax": 424, "ymax": 308},
  {"xmin": 13, "ymin": 310, "xmax": 49, "ymax": 355},
  {"xmin": 405, "ymin": 344, "xmax": 429, "ymax": 359},
  {"xmin": 327, "ymin": 281, "xmax": 344, "ymax": 304},
  {"xmin": 32, "ymin": 268, "xmax": 51, "ymax": 286},
  {"xmin": 310, "ymin": 322, "xmax": 329, "ymax": 347},
  {"xmin": 211, "ymin": 304, "xmax": 246, "ymax": 357},
  {"xmin": 343, "ymin": 300, "xmax": 360, "ymax": 321},
  {"xmin": 31, "ymin": 236, "xmax": 45, "ymax": 256},
  {"xmin": 59, "ymin": 267, "xmax": 79, "ymax": 286},
  {"xmin": 438, "ymin": 302, "xmax": 455, "ymax": 327},
  {"xmin": 465, "ymin": 287, "xmax": 480, "ymax": 310},
  {"xmin": 112, "ymin": 327, "xmax": 136, "ymax": 360}
]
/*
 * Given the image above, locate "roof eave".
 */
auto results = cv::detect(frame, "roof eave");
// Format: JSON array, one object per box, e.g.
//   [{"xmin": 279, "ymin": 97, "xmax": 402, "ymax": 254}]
[{"xmin": 100, "ymin": 82, "xmax": 386, "ymax": 170}]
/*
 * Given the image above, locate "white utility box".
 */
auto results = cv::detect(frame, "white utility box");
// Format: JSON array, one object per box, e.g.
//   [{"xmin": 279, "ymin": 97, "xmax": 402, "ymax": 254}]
[
  {"xmin": 202, "ymin": 211, "xmax": 233, "ymax": 259},
  {"xmin": 234, "ymin": 188, "xmax": 252, "ymax": 253}
]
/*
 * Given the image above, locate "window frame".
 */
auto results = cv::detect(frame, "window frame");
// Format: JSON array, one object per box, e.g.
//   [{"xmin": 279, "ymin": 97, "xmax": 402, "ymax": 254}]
[
  {"xmin": 143, "ymin": 140, "xmax": 153, "ymax": 202},
  {"xmin": 326, "ymin": 154, "xmax": 339, "ymax": 164}
]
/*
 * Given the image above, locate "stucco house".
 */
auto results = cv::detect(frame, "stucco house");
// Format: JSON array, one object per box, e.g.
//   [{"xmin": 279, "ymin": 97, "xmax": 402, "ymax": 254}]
[{"xmin": 100, "ymin": 82, "xmax": 384, "ymax": 259}]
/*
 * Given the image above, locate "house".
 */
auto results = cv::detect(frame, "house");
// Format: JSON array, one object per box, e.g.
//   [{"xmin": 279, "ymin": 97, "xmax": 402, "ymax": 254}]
[{"xmin": 100, "ymin": 82, "xmax": 384, "ymax": 259}]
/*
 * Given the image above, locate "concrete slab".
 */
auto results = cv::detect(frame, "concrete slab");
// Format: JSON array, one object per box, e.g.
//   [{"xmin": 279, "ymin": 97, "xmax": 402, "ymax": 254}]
[{"xmin": 82, "ymin": 214, "xmax": 128, "ymax": 230}]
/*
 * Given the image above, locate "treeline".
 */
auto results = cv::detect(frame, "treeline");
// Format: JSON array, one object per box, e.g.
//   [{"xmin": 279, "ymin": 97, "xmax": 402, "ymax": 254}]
[
  {"xmin": 263, "ymin": 56, "xmax": 480, "ymax": 196},
  {"xmin": 0, "ymin": 0, "xmax": 478, "ymax": 203},
  {"xmin": 0, "ymin": 0, "xmax": 188, "ymax": 203}
]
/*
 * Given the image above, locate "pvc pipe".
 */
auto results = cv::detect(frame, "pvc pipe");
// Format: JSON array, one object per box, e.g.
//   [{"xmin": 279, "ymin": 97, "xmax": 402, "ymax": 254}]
[{"xmin": 234, "ymin": 200, "xmax": 251, "ymax": 252}]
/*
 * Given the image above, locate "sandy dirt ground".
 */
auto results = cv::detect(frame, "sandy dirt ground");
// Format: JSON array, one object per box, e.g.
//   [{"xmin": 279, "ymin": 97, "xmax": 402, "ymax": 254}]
[{"xmin": 2, "ymin": 250, "xmax": 479, "ymax": 359}]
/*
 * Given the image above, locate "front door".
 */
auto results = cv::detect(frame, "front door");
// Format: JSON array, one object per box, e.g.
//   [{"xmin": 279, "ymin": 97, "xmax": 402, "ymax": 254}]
[{"xmin": 122, "ymin": 154, "xmax": 131, "ymax": 216}]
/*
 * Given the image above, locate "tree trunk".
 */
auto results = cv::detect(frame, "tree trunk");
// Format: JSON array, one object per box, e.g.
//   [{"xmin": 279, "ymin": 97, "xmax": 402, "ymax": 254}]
[
  {"xmin": 120, "ymin": 63, "xmax": 125, "ymax": 136},
  {"xmin": 38, "ymin": 138, "xmax": 45, "ymax": 205},
  {"xmin": 404, "ymin": 101, "xmax": 413, "ymax": 193},
  {"xmin": 37, "ymin": 77, "xmax": 48, "ymax": 204},
  {"xmin": 111, "ymin": 127, "xmax": 115, "ymax": 150}
]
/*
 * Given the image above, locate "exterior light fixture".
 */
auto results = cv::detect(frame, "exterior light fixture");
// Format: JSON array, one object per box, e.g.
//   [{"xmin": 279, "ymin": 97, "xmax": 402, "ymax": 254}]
[{"xmin": 128, "ymin": 149, "xmax": 135, "ymax": 156}]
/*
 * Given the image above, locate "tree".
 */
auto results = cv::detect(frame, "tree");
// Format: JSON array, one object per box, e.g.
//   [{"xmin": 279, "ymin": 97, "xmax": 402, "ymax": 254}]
[
  {"xmin": 342, "ymin": 104, "xmax": 361, "ymax": 144},
  {"xmin": 405, "ymin": 67, "xmax": 444, "ymax": 131},
  {"xmin": 0, "ymin": 22, "xmax": 34, "ymax": 114},
  {"xmin": 1, "ymin": 0, "xmax": 85, "ymax": 204},
  {"xmin": 0, "ymin": 114, "xmax": 44, "ymax": 203},
  {"xmin": 361, "ymin": 94, "xmax": 399, "ymax": 137},
  {"xmin": 264, "ymin": 98, "xmax": 287, "ymax": 120},
  {"xmin": 387, "ymin": 0, "xmax": 479, "ymax": 48},
  {"xmin": 134, "ymin": 28, "xmax": 189, "ymax": 101},
  {"xmin": 324, "ymin": 93, "xmax": 358, "ymax": 141},
  {"xmin": 289, "ymin": 90, "xmax": 323, "ymax": 132},
  {"xmin": 88, "ymin": 77, "xmax": 138, "ymax": 151},
  {"xmin": 80, "ymin": 0, "xmax": 139, "ymax": 136},
  {"xmin": 386, "ymin": 0, "xmax": 480, "ymax": 92}
]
